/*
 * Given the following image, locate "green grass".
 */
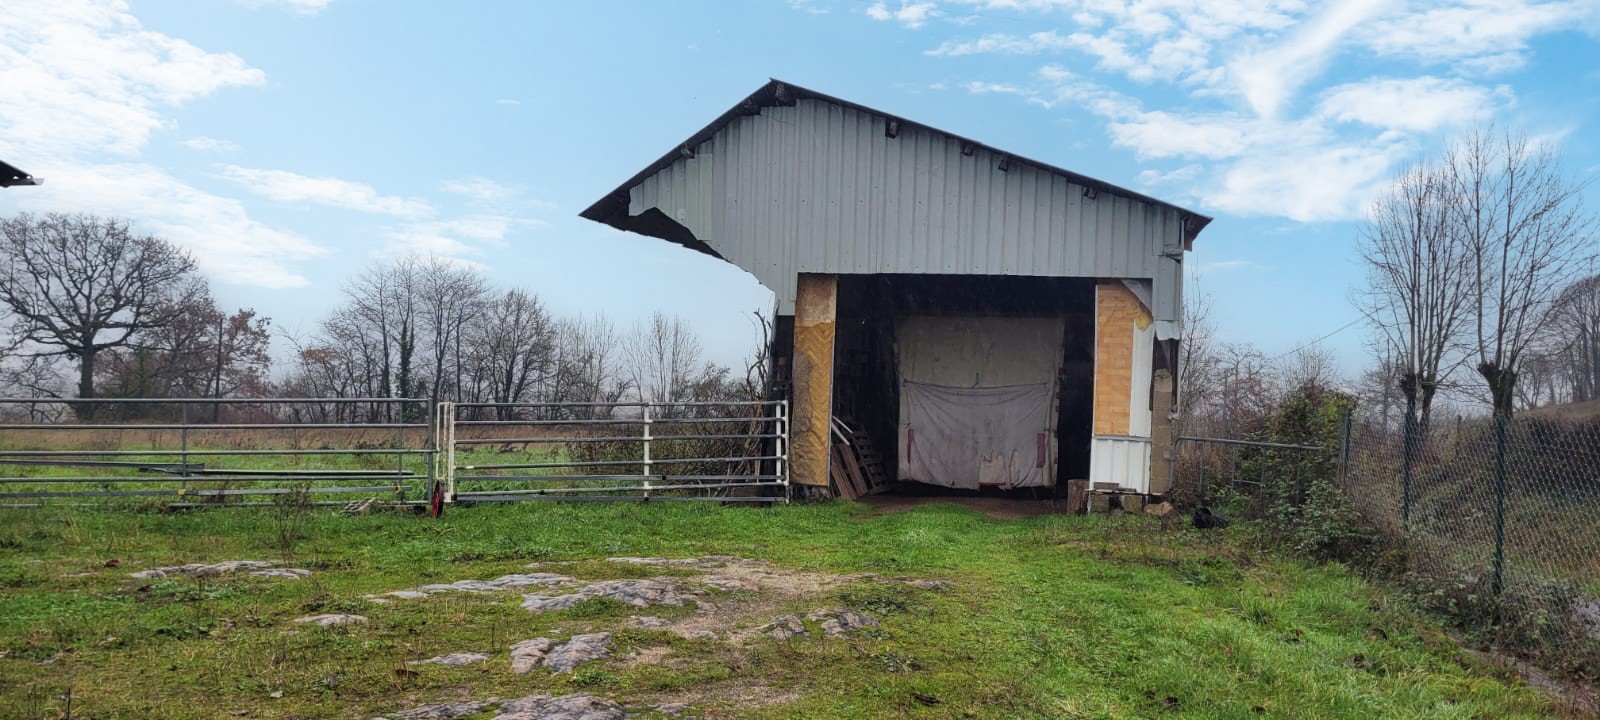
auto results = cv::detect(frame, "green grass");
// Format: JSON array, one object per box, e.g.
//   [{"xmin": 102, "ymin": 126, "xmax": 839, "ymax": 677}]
[{"xmin": 0, "ymin": 501, "xmax": 1559, "ymax": 719}]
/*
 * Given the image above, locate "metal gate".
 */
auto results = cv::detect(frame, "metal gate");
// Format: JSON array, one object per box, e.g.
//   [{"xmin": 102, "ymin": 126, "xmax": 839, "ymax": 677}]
[
  {"xmin": 440, "ymin": 400, "xmax": 788, "ymax": 503},
  {"xmin": 0, "ymin": 397, "xmax": 433, "ymax": 507}
]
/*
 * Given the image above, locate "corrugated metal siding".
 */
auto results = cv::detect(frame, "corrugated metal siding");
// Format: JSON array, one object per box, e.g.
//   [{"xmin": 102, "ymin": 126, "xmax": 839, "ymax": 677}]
[
  {"xmin": 629, "ymin": 99, "xmax": 1186, "ymax": 322},
  {"xmin": 1090, "ymin": 436, "xmax": 1152, "ymax": 493}
]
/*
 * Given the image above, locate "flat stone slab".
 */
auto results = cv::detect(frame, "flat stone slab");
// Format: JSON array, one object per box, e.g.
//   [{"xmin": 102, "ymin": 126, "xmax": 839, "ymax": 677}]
[
  {"xmin": 375, "ymin": 699, "xmax": 500, "ymax": 720},
  {"xmin": 756, "ymin": 614, "xmax": 808, "ymax": 640},
  {"xmin": 495, "ymin": 693, "xmax": 625, "ymax": 719},
  {"xmin": 511, "ymin": 635, "xmax": 611, "ymax": 674},
  {"xmin": 510, "ymin": 638, "xmax": 556, "ymax": 675},
  {"xmin": 542, "ymin": 633, "xmax": 612, "ymax": 673},
  {"xmin": 130, "ymin": 560, "xmax": 281, "ymax": 580},
  {"xmin": 807, "ymin": 608, "xmax": 878, "ymax": 638},
  {"xmin": 251, "ymin": 568, "xmax": 312, "ymax": 580},
  {"xmin": 415, "ymin": 573, "xmax": 577, "ymax": 594},
  {"xmin": 520, "ymin": 579, "xmax": 689, "ymax": 614},
  {"xmin": 365, "ymin": 573, "xmax": 578, "ymax": 604},
  {"xmin": 409, "ymin": 652, "xmax": 489, "ymax": 667},
  {"xmin": 293, "ymin": 613, "xmax": 367, "ymax": 627},
  {"xmin": 604, "ymin": 555, "xmax": 751, "ymax": 569}
]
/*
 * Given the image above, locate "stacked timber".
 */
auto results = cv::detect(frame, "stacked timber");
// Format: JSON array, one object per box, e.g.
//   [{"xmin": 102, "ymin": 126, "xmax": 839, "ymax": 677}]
[{"xmin": 829, "ymin": 418, "xmax": 890, "ymax": 499}]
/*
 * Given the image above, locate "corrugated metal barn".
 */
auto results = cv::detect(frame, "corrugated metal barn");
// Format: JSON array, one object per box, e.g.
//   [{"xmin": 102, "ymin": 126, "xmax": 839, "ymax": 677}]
[{"xmin": 582, "ymin": 79, "xmax": 1210, "ymax": 501}]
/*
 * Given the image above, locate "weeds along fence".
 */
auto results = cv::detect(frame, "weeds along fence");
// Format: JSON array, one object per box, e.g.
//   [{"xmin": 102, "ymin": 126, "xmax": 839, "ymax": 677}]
[
  {"xmin": 0, "ymin": 397, "xmax": 434, "ymax": 507},
  {"xmin": 0, "ymin": 397, "xmax": 789, "ymax": 508},
  {"xmin": 1343, "ymin": 409, "xmax": 1600, "ymax": 676},
  {"xmin": 442, "ymin": 400, "xmax": 789, "ymax": 503},
  {"xmin": 1175, "ymin": 404, "xmax": 1600, "ymax": 678}
]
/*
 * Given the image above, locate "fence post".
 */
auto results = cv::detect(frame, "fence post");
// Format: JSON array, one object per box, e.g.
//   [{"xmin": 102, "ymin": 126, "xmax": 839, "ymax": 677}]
[
  {"xmin": 641, "ymin": 402, "xmax": 652, "ymax": 500},
  {"xmin": 441, "ymin": 402, "xmax": 456, "ymax": 502},
  {"xmin": 424, "ymin": 400, "xmax": 437, "ymax": 500},
  {"xmin": 1492, "ymin": 413, "xmax": 1507, "ymax": 596},
  {"xmin": 1338, "ymin": 408, "xmax": 1352, "ymax": 487},
  {"xmin": 1401, "ymin": 393, "xmax": 1415, "ymax": 526},
  {"xmin": 179, "ymin": 402, "xmax": 190, "ymax": 494},
  {"xmin": 777, "ymin": 400, "xmax": 789, "ymax": 497}
]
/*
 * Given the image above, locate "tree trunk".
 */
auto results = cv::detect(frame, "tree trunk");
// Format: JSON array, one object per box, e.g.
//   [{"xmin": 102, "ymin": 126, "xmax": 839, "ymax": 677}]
[
  {"xmin": 1479, "ymin": 362, "xmax": 1518, "ymax": 418},
  {"xmin": 76, "ymin": 348, "xmax": 98, "ymax": 420}
]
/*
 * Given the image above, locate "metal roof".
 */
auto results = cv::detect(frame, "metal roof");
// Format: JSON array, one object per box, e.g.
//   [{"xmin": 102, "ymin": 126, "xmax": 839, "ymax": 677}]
[
  {"xmin": 0, "ymin": 159, "xmax": 40, "ymax": 187},
  {"xmin": 580, "ymin": 78, "xmax": 1211, "ymax": 243}
]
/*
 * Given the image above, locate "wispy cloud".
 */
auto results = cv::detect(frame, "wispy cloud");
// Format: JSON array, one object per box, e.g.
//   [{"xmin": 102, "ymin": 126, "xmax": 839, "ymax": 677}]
[
  {"xmin": 495, "ymin": 98, "xmax": 522, "ymax": 106},
  {"xmin": 9, "ymin": 162, "xmax": 327, "ymax": 288},
  {"xmin": 180, "ymin": 136, "xmax": 240, "ymax": 153},
  {"xmin": 910, "ymin": 0, "xmax": 1598, "ymax": 222},
  {"xmin": 382, "ymin": 215, "xmax": 546, "ymax": 267},
  {"xmin": 438, "ymin": 176, "xmax": 557, "ymax": 212},
  {"xmin": 788, "ymin": 0, "xmax": 828, "ymax": 15},
  {"xmin": 220, "ymin": 165, "xmax": 435, "ymax": 218},
  {"xmin": 0, "ymin": 0, "xmax": 321, "ymax": 287},
  {"xmin": 1196, "ymin": 259, "xmax": 1262, "ymax": 273},
  {"xmin": 866, "ymin": 1, "xmax": 938, "ymax": 29},
  {"xmin": 238, "ymin": 0, "xmax": 336, "ymax": 16},
  {"xmin": 926, "ymin": 30, "xmax": 1070, "ymax": 57}
]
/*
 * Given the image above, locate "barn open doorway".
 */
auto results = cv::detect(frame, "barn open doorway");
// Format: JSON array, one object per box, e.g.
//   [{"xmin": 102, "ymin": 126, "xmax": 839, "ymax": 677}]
[{"xmin": 831, "ymin": 275, "xmax": 1095, "ymax": 497}]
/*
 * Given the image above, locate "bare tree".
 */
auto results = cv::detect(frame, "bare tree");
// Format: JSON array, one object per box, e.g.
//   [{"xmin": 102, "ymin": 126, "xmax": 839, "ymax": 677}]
[
  {"xmin": 1450, "ymin": 128, "xmax": 1594, "ymax": 417},
  {"xmin": 416, "ymin": 257, "xmax": 489, "ymax": 403},
  {"xmin": 1543, "ymin": 274, "xmax": 1600, "ymax": 403},
  {"xmin": 1279, "ymin": 344, "xmax": 1342, "ymax": 392},
  {"xmin": 464, "ymin": 289, "xmax": 556, "ymax": 418},
  {"xmin": 549, "ymin": 314, "xmax": 630, "ymax": 418},
  {"xmin": 1174, "ymin": 292, "xmax": 1216, "ymax": 438},
  {"xmin": 1356, "ymin": 161, "xmax": 1475, "ymax": 433},
  {"xmin": 0, "ymin": 214, "xmax": 201, "ymax": 415},
  {"xmin": 624, "ymin": 312, "xmax": 706, "ymax": 407}
]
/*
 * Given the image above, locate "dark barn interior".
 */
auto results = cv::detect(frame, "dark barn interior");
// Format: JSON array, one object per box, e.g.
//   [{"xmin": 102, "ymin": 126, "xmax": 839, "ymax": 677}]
[{"xmin": 827, "ymin": 275, "xmax": 1096, "ymax": 495}]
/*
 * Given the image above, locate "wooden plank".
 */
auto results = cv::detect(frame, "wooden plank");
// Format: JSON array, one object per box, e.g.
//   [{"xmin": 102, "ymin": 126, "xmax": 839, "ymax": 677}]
[
  {"xmin": 839, "ymin": 440, "xmax": 868, "ymax": 497},
  {"xmin": 1066, "ymin": 479, "xmax": 1090, "ymax": 514},
  {"xmin": 830, "ymin": 443, "xmax": 860, "ymax": 499}
]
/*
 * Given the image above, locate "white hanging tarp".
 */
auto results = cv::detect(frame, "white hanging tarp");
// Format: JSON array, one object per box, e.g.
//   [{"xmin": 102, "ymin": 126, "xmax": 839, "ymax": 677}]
[{"xmin": 901, "ymin": 381, "xmax": 1053, "ymax": 489}]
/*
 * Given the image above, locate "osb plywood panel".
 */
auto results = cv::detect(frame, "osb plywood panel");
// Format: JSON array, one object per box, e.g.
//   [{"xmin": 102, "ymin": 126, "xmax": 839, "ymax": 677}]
[
  {"xmin": 1149, "ymin": 369, "xmax": 1175, "ymax": 494},
  {"xmin": 792, "ymin": 274, "xmax": 837, "ymax": 487},
  {"xmin": 1093, "ymin": 283, "xmax": 1152, "ymax": 437}
]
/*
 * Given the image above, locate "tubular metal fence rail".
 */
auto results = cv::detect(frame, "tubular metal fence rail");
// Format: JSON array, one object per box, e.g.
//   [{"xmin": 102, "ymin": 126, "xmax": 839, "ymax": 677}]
[
  {"xmin": 441, "ymin": 399, "xmax": 788, "ymax": 503},
  {"xmin": 0, "ymin": 397, "xmax": 788, "ymax": 507}
]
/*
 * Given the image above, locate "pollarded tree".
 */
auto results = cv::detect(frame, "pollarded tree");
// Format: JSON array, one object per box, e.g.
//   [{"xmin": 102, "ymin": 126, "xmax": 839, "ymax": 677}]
[
  {"xmin": 1356, "ymin": 160, "xmax": 1475, "ymax": 435},
  {"xmin": 1449, "ymin": 128, "xmax": 1595, "ymax": 417},
  {"xmin": 0, "ymin": 213, "xmax": 201, "ymax": 415}
]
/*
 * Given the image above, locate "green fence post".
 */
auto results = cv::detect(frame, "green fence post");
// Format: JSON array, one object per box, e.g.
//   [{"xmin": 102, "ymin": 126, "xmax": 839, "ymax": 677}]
[
  {"xmin": 1401, "ymin": 394, "xmax": 1415, "ymax": 526},
  {"xmin": 1339, "ymin": 408, "xmax": 1352, "ymax": 486},
  {"xmin": 1492, "ymin": 413, "xmax": 1507, "ymax": 596}
]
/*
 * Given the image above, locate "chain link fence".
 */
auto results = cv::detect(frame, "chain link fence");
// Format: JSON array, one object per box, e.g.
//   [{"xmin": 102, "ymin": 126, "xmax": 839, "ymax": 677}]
[{"xmin": 1342, "ymin": 407, "xmax": 1600, "ymax": 678}]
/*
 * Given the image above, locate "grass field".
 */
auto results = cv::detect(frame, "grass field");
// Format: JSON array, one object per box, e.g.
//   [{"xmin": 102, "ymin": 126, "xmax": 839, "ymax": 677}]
[{"xmin": 0, "ymin": 500, "xmax": 1563, "ymax": 719}]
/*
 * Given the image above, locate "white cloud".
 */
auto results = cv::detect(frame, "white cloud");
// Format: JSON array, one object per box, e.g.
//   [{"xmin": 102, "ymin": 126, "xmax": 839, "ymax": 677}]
[
  {"xmin": 0, "ymin": 0, "xmax": 325, "ymax": 288},
  {"xmin": 915, "ymin": 0, "xmax": 1598, "ymax": 222},
  {"xmin": 220, "ymin": 165, "xmax": 434, "ymax": 218},
  {"xmin": 1227, "ymin": 0, "xmax": 1390, "ymax": 119},
  {"xmin": 789, "ymin": 0, "xmax": 829, "ymax": 14},
  {"xmin": 180, "ymin": 136, "xmax": 240, "ymax": 153},
  {"xmin": 495, "ymin": 98, "xmax": 522, "ymax": 106},
  {"xmin": 382, "ymin": 215, "xmax": 545, "ymax": 267},
  {"xmin": 1317, "ymin": 77, "xmax": 1504, "ymax": 132},
  {"xmin": 0, "ymin": 1, "xmax": 266, "ymax": 158},
  {"xmin": 239, "ymin": 0, "xmax": 336, "ymax": 15},
  {"xmin": 926, "ymin": 30, "xmax": 1071, "ymax": 56},
  {"xmin": 7, "ymin": 162, "xmax": 326, "ymax": 287},
  {"xmin": 1361, "ymin": 0, "xmax": 1600, "ymax": 73},
  {"xmin": 866, "ymin": 1, "xmax": 938, "ymax": 28}
]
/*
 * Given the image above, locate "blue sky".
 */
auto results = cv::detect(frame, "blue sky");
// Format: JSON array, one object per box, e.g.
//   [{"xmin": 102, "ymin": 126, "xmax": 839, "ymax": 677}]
[{"xmin": 2, "ymin": 0, "xmax": 1598, "ymax": 376}]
